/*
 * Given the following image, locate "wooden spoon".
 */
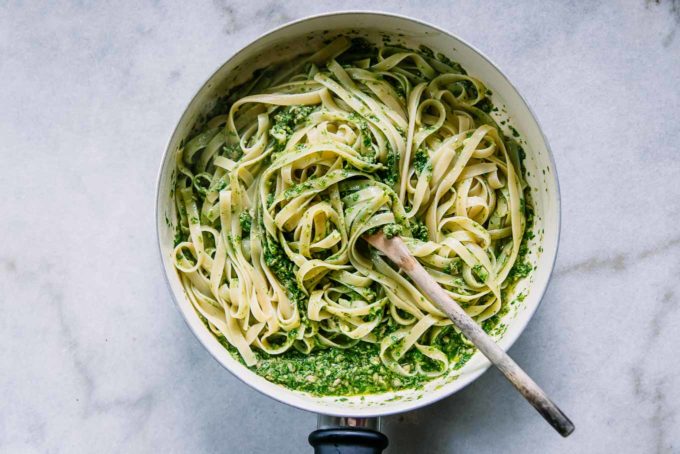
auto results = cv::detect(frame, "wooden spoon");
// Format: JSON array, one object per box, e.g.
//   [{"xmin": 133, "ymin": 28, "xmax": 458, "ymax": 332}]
[{"xmin": 365, "ymin": 232, "xmax": 575, "ymax": 437}]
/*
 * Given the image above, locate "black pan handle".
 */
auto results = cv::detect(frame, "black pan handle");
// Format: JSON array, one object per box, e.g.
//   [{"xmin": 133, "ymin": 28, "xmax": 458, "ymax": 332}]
[{"xmin": 309, "ymin": 427, "xmax": 388, "ymax": 454}]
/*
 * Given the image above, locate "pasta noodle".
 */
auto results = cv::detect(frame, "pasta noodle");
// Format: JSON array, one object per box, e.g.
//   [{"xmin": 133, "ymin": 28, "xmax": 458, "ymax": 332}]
[{"xmin": 172, "ymin": 36, "xmax": 529, "ymax": 392}]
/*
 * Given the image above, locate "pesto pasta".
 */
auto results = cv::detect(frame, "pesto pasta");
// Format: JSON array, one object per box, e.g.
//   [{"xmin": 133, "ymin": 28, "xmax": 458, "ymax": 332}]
[{"xmin": 172, "ymin": 37, "xmax": 528, "ymax": 394}]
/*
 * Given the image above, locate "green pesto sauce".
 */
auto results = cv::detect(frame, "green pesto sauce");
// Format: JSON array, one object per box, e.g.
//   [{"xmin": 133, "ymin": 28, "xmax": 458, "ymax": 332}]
[
  {"xmin": 255, "ymin": 343, "xmax": 426, "ymax": 395},
  {"xmin": 177, "ymin": 37, "xmax": 537, "ymax": 397},
  {"xmin": 413, "ymin": 148, "xmax": 432, "ymax": 177},
  {"xmin": 382, "ymin": 223, "xmax": 403, "ymax": 239},
  {"xmin": 206, "ymin": 316, "xmax": 477, "ymax": 396},
  {"xmin": 409, "ymin": 219, "xmax": 429, "ymax": 242}
]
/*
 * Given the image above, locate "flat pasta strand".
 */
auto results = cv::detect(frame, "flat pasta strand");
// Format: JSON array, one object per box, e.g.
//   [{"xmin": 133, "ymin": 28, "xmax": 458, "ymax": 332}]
[{"xmin": 171, "ymin": 37, "xmax": 530, "ymax": 389}]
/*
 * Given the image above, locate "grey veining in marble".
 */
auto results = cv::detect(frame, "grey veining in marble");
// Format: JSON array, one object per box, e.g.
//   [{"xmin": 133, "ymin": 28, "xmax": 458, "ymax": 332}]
[{"xmin": 1, "ymin": 1, "xmax": 679, "ymax": 453}]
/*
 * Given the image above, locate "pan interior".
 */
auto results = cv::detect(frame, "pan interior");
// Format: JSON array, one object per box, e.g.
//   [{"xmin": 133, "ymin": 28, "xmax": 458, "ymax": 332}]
[{"xmin": 156, "ymin": 12, "xmax": 559, "ymax": 417}]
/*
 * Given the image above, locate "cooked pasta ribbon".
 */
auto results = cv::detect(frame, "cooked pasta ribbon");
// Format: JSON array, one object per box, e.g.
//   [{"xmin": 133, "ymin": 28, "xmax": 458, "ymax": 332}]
[{"xmin": 172, "ymin": 37, "xmax": 527, "ymax": 380}]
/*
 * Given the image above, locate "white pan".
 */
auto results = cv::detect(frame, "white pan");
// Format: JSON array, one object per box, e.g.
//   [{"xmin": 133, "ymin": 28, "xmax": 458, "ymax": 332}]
[{"xmin": 155, "ymin": 11, "xmax": 561, "ymax": 452}]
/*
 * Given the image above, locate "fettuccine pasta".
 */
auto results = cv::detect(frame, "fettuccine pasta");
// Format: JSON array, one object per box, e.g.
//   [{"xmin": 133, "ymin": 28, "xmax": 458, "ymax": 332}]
[{"xmin": 171, "ymin": 37, "xmax": 531, "ymax": 395}]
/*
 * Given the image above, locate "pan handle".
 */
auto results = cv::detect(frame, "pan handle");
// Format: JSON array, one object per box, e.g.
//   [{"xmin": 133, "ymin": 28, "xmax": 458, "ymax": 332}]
[{"xmin": 309, "ymin": 416, "xmax": 388, "ymax": 454}]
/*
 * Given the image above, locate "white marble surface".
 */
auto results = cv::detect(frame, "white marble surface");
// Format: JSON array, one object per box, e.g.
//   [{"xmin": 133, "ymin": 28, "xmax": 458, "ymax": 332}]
[{"xmin": 1, "ymin": 1, "xmax": 679, "ymax": 452}]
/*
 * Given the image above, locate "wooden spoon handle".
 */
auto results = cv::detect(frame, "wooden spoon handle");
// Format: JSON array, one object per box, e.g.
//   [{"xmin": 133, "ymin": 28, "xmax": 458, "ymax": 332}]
[{"xmin": 365, "ymin": 232, "xmax": 574, "ymax": 437}]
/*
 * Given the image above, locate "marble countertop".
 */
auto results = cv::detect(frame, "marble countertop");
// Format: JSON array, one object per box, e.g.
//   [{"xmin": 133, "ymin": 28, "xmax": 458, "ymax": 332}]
[{"xmin": 1, "ymin": 1, "xmax": 679, "ymax": 452}]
